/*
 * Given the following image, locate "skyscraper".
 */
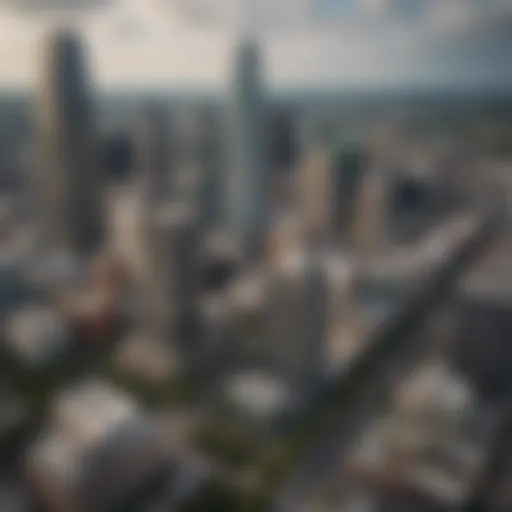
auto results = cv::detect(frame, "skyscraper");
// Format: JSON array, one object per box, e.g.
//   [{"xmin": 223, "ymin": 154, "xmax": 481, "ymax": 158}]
[
  {"xmin": 135, "ymin": 103, "xmax": 174, "ymax": 205},
  {"xmin": 269, "ymin": 106, "xmax": 297, "ymax": 174},
  {"xmin": 145, "ymin": 202, "xmax": 201, "ymax": 346},
  {"xmin": 36, "ymin": 28, "xmax": 104, "ymax": 255},
  {"xmin": 179, "ymin": 106, "xmax": 222, "ymax": 229},
  {"xmin": 226, "ymin": 38, "xmax": 268, "ymax": 255},
  {"xmin": 264, "ymin": 250, "xmax": 328, "ymax": 386},
  {"xmin": 352, "ymin": 170, "xmax": 390, "ymax": 253},
  {"xmin": 296, "ymin": 147, "xmax": 334, "ymax": 243},
  {"xmin": 332, "ymin": 142, "xmax": 367, "ymax": 240}
]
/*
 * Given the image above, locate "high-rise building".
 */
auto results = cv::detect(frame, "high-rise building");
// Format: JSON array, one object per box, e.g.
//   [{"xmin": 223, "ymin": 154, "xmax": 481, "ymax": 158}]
[
  {"xmin": 226, "ymin": 38, "xmax": 268, "ymax": 255},
  {"xmin": 264, "ymin": 249, "xmax": 328, "ymax": 386},
  {"xmin": 145, "ymin": 202, "xmax": 201, "ymax": 346},
  {"xmin": 179, "ymin": 106, "xmax": 222, "ymax": 229},
  {"xmin": 296, "ymin": 147, "xmax": 334, "ymax": 243},
  {"xmin": 36, "ymin": 28, "xmax": 104, "ymax": 255},
  {"xmin": 269, "ymin": 106, "xmax": 297, "ymax": 174},
  {"xmin": 352, "ymin": 170, "xmax": 390, "ymax": 253},
  {"xmin": 332, "ymin": 142, "xmax": 367, "ymax": 240},
  {"xmin": 135, "ymin": 103, "xmax": 174, "ymax": 205}
]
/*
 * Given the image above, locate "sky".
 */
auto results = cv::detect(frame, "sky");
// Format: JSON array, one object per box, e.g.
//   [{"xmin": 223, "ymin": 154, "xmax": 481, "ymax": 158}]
[{"xmin": 0, "ymin": 0, "xmax": 511, "ymax": 90}]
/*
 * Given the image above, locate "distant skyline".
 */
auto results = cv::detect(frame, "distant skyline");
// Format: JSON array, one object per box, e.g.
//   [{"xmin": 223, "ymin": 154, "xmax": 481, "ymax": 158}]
[{"xmin": 0, "ymin": 0, "xmax": 511, "ymax": 89}]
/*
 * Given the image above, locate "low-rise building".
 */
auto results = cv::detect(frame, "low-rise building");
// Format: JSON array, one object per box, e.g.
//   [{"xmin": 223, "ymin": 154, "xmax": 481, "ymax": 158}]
[
  {"xmin": 331, "ymin": 362, "xmax": 495, "ymax": 511},
  {"xmin": 25, "ymin": 379, "xmax": 176, "ymax": 512},
  {"xmin": 4, "ymin": 304, "xmax": 71, "ymax": 367}
]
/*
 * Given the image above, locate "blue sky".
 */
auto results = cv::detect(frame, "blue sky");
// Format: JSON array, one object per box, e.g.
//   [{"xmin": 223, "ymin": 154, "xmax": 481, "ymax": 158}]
[{"xmin": 0, "ymin": 0, "xmax": 511, "ymax": 89}]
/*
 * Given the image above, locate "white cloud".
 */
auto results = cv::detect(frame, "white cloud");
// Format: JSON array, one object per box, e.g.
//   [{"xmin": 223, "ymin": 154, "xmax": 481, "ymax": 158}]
[
  {"xmin": 0, "ymin": 0, "xmax": 116, "ymax": 14},
  {"xmin": 0, "ymin": 0, "xmax": 511, "ymax": 88}
]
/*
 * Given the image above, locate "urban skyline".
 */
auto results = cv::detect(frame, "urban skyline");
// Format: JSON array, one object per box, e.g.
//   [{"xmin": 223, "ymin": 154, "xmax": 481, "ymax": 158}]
[{"xmin": 0, "ymin": 6, "xmax": 512, "ymax": 512}]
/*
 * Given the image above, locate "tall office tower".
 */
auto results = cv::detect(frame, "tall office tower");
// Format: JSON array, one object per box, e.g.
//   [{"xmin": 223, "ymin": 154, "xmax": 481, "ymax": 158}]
[
  {"xmin": 352, "ymin": 170, "xmax": 390, "ymax": 253},
  {"xmin": 226, "ymin": 38, "xmax": 268, "ymax": 255},
  {"xmin": 264, "ymin": 250, "xmax": 328, "ymax": 386},
  {"xmin": 36, "ymin": 28, "xmax": 104, "ymax": 256},
  {"xmin": 296, "ymin": 147, "xmax": 334, "ymax": 243},
  {"xmin": 145, "ymin": 202, "xmax": 201, "ymax": 346},
  {"xmin": 269, "ymin": 107, "xmax": 297, "ymax": 174},
  {"xmin": 332, "ymin": 143, "xmax": 367, "ymax": 241},
  {"xmin": 180, "ymin": 106, "xmax": 222, "ymax": 229},
  {"xmin": 135, "ymin": 103, "xmax": 174, "ymax": 205},
  {"xmin": 388, "ymin": 169, "xmax": 437, "ymax": 243}
]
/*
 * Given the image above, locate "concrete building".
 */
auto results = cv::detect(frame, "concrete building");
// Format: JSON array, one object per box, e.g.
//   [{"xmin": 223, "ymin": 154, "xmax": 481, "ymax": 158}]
[
  {"xmin": 266, "ymin": 211, "xmax": 304, "ymax": 264},
  {"xmin": 352, "ymin": 169, "xmax": 390, "ymax": 253},
  {"xmin": 25, "ymin": 380, "xmax": 173, "ymax": 512},
  {"xmin": 145, "ymin": 202, "xmax": 201, "ymax": 346},
  {"xmin": 4, "ymin": 304, "xmax": 71, "ymax": 367},
  {"xmin": 221, "ymin": 368, "xmax": 297, "ymax": 430},
  {"xmin": 454, "ymin": 234, "xmax": 512, "ymax": 403},
  {"xmin": 343, "ymin": 361, "xmax": 490, "ymax": 511},
  {"xmin": 115, "ymin": 331, "xmax": 182, "ymax": 385},
  {"xmin": 331, "ymin": 142, "xmax": 367, "ymax": 241},
  {"xmin": 226, "ymin": 38, "xmax": 269, "ymax": 254},
  {"xmin": 135, "ymin": 103, "xmax": 174, "ymax": 205},
  {"xmin": 264, "ymin": 249, "xmax": 329, "ymax": 386},
  {"xmin": 200, "ymin": 230, "xmax": 241, "ymax": 294},
  {"xmin": 387, "ymin": 169, "xmax": 438, "ymax": 244},
  {"xmin": 307, "ymin": 360, "xmax": 493, "ymax": 512},
  {"xmin": 35, "ymin": 28, "xmax": 104, "ymax": 255},
  {"xmin": 107, "ymin": 184, "xmax": 147, "ymax": 282},
  {"xmin": 296, "ymin": 147, "xmax": 334, "ymax": 243},
  {"xmin": 269, "ymin": 106, "xmax": 297, "ymax": 174},
  {"xmin": 179, "ymin": 106, "xmax": 223, "ymax": 230}
]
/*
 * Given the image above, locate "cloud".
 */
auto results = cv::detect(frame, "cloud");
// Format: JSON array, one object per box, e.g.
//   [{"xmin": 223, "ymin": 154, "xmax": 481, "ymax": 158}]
[
  {"xmin": 0, "ymin": 0, "xmax": 511, "ymax": 88},
  {"xmin": 421, "ymin": 5, "xmax": 512, "ymax": 85},
  {"xmin": 93, "ymin": 0, "xmax": 512, "ymax": 88},
  {"xmin": 0, "ymin": 0, "xmax": 116, "ymax": 14}
]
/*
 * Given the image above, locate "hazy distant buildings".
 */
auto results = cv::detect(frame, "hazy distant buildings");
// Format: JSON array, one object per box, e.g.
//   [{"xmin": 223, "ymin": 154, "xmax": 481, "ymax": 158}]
[
  {"xmin": 36, "ymin": 29, "xmax": 104, "ymax": 256},
  {"xmin": 226, "ymin": 38, "xmax": 269, "ymax": 254}
]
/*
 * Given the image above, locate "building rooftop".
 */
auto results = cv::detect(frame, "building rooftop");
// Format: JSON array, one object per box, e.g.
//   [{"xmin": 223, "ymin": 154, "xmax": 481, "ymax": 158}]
[
  {"xmin": 115, "ymin": 332, "xmax": 181, "ymax": 384},
  {"xmin": 222, "ymin": 369, "xmax": 295, "ymax": 425},
  {"xmin": 51, "ymin": 379, "xmax": 138, "ymax": 449},
  {"xmin": 5, "ymin": 304, "xmax": 70, "ymax": 366},
  {"xmin": 342, "ymin": 363, "xmax": 487, "ymax": 508},
  {"xmin": 27, "ymin": 430, "xmax": 84, "ymax": 489}
]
